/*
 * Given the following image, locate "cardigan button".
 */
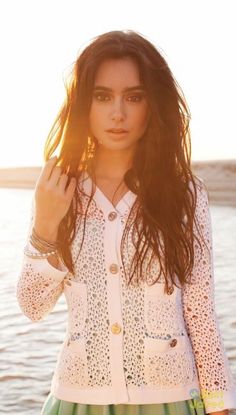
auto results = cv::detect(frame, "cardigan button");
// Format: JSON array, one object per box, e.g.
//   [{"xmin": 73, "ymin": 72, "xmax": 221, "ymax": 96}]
[
  {"xmin": 111, "ymin": 322, "xmax": 122, "ymax": 334},
  {"xmin": 108, "ymin": 211, "xmax": 117, "ymax": 221},
  {"xmin": 170, "ymin": 338, "xmax": 177, "ymax": 347},
  {"xmin": 109, "ymin": 263, "xmax": 119, "ymax": 274}
]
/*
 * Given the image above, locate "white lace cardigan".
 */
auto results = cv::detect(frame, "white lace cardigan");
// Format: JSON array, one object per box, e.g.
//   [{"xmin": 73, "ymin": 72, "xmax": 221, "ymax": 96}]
[{"xmin": 16, "ymin": 172, "xmax": 236, "ymax": 412}]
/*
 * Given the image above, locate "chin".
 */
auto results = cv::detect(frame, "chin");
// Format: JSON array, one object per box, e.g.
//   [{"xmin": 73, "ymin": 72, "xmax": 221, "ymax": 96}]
[{"xmin": 104, "ymin": 140, "xmax": 137, "ymax": 149}]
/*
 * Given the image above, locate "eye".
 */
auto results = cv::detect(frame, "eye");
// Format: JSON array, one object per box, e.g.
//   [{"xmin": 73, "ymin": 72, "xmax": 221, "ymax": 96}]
[
  {"xmin": 127, "ymin": 94, "xmax": 144, "ymax": 102},
  {"xmin": 93, "ymin": 92, "xmax": 145, "ymax": 102},
  {"xmin": 93, "ymin": 93, "xmax": 110, "ymax": 101}
]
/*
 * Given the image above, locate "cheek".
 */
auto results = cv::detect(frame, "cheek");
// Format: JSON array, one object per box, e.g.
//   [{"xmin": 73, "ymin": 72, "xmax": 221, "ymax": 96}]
[
  {"xmin": 89, "ymin": 103, "xmax": 98, "ymax": 122},
  {"xmin": 133, "ymin": 105, "xmax": 150, "ymax": 129},
  {"xmin": 89, "ymin": 104, "xmax": 104, "ymax": 131}
]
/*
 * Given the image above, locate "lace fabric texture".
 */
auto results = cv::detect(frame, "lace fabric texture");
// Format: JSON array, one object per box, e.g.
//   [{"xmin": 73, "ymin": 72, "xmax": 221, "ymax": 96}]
[{"xmin": 16, "ymin": 176, "xmax": 236, "ymax": 412}]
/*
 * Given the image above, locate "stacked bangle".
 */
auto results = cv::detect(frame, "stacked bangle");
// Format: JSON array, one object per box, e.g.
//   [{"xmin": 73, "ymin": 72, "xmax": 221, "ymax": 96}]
[
  {"xmin": 24, "ymin": 226, "xmax": 59, "ymax": 259},
  {"xmin": 30, "ymin": 227, "xmax": 59, "ymax": 252}
]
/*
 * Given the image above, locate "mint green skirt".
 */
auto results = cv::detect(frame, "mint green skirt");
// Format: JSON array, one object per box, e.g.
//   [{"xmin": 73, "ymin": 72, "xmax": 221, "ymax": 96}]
[{"xmin": 41, "ymin": 392, "xmax": 206, "ymax": 414}]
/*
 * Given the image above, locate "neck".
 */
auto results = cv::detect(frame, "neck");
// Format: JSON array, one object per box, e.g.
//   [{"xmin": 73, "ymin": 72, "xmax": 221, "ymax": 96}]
[{"xmin": 90, "ymin": 147, "xmax": 135, "ymax": 180}]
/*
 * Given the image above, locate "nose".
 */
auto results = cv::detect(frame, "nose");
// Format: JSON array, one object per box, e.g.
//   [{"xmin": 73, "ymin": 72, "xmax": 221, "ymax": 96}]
[{"xmin": 110, "ymin": 97, "xmax": 126, "ymax": 121}]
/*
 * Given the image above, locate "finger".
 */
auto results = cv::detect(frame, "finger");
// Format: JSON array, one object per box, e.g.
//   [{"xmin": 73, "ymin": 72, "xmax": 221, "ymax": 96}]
[
  {"xmin": 38, "ymin": 156, "xmax": 58, "ymax": 183},
  {"xmin": 48, "ymin": 166, "xmax": 62, "ymax": 186},
  {"xmin": 57, "ymin": 174, "xmax": 68, "ymax": 191},
  {"xmin": 65, "ymin": 177, "xmax": 77, "ymax": 199}
]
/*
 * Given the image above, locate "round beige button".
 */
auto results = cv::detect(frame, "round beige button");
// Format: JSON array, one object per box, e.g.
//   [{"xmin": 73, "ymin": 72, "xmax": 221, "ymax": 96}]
[
  {"xmin": 111, "ymin": 322, "xmax": 122, "ymax": 334},
  {"xmin": 109, "ymin": 263, "xmax": 119, "ymax": 274},
  {"xmin": 170, "ymin": 338, "xmax": 177, "ymax": 347},
  {"xmin": 108, "ymin": 212, "xmax": 117, "ymax": 221}
]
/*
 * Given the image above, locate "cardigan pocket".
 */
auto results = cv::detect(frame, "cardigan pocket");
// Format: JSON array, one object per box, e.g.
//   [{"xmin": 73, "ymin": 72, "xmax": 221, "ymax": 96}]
[
  {"xmin": 54, "ymin": 335, "xmax": 89, "ymax": 387},
  {"xmin": 144, "ymin": 334, "xmax": 197, "ymax": 387},
  {"xmin": 144, "ymin": 280, "xmax": 182, "ymax": 336},
  {"xmin": 63, "ymin": 279, "xmax": 88, "ymax": 334},
  {"xmin": 54, "ymin": 279, "xmax": 89, "ymax": 388}
]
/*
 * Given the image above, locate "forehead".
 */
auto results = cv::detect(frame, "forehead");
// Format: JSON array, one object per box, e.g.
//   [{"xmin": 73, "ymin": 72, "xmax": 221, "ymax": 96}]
[{"xmin": 94, "ymin": 58, "xmax": 141, "ymax": 87}]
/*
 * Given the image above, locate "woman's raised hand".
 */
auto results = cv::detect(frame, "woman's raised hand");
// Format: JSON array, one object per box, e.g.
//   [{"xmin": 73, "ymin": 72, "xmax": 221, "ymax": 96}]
[{"xmin": 33, "ymin": 156, "xmax": 77, "ymax": 241}]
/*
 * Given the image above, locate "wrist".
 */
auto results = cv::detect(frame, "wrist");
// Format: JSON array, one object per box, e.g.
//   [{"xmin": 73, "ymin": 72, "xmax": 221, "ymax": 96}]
[{"xmin": 33, "ymin": 221, "xmax": 59, "ymax": 243}]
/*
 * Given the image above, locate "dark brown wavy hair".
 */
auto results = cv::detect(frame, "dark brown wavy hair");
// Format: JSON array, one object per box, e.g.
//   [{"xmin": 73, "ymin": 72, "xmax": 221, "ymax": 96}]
[{"xmin": 43, "ymin": 29, "xmax": 208, "ymax": 293}]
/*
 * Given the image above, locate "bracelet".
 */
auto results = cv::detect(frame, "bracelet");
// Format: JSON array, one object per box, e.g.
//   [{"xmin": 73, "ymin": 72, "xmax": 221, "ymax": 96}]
[
  {"xmin": 30, "ymin": 227, "xmax": 59, "ymax": 253},
  {"xmin": 24, "ymin": 245, "xmax": 59, "ymax": 259}
]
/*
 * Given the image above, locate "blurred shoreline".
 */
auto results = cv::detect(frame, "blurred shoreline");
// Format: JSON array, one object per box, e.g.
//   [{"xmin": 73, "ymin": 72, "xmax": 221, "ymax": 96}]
[{"xmin": 0, "ymin": 159, "xmax": 235, "ymax": 206}]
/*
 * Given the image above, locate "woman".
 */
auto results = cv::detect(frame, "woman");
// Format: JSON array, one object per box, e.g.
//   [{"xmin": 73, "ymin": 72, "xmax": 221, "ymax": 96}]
[{"xmin": 16, "ymin": 30, "xmax": 236, "ymax": 415}]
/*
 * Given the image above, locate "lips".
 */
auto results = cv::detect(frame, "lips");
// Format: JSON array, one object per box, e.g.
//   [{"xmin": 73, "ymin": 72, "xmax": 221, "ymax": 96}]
[{"xmin": 106, "ymin": 128, "xmax": 128, "ymax": 133}]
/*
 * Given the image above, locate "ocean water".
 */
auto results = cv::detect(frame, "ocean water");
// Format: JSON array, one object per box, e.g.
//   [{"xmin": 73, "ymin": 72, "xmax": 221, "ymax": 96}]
[{"xmin": 0, "ymin": 187, "xmax": 236, "ymax": 415}]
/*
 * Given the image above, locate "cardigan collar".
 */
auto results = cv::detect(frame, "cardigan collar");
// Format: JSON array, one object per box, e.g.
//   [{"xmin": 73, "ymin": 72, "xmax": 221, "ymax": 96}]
[{"xmin": 78, "ymin": 170, "xmax": 137, "ymax": 216}]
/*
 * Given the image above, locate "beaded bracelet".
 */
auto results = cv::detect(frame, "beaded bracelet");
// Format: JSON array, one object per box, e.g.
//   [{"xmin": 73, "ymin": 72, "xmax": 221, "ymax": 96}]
[
  {"xmin": 25, "ymin": 226, "xmax": 59, "ymax": 259},
  {"xmin": 24, "ymin": 245, "xmax": 59, "ymax": 259}
]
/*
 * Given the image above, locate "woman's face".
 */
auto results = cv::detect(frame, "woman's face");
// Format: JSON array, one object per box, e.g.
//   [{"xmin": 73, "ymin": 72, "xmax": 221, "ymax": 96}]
[{"xmin": 89, "ymin": 57, "xmax": 150, "ymax": 151}]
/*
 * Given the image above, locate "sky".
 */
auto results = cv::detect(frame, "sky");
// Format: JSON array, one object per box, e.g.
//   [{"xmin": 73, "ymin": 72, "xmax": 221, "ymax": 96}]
[{"xmin": 0, "ymin": 0, "xmax": 235, "ymax": 168}]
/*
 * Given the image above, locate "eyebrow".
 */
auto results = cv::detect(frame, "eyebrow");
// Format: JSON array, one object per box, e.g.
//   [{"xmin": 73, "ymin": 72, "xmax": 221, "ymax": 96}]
[{"xmin": 93, "ymin": 85, "xmax": 145, "ymax": 92}]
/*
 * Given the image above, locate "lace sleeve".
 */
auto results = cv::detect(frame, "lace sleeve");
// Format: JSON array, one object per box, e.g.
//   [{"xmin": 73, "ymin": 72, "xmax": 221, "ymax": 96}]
[
  {"xmin": 181, "ymin": 179, "xmax": 236, "ymax": 413},
  {"xmin": 16, "ymin": 195, "xmax": 69, "ymax": 322}
]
